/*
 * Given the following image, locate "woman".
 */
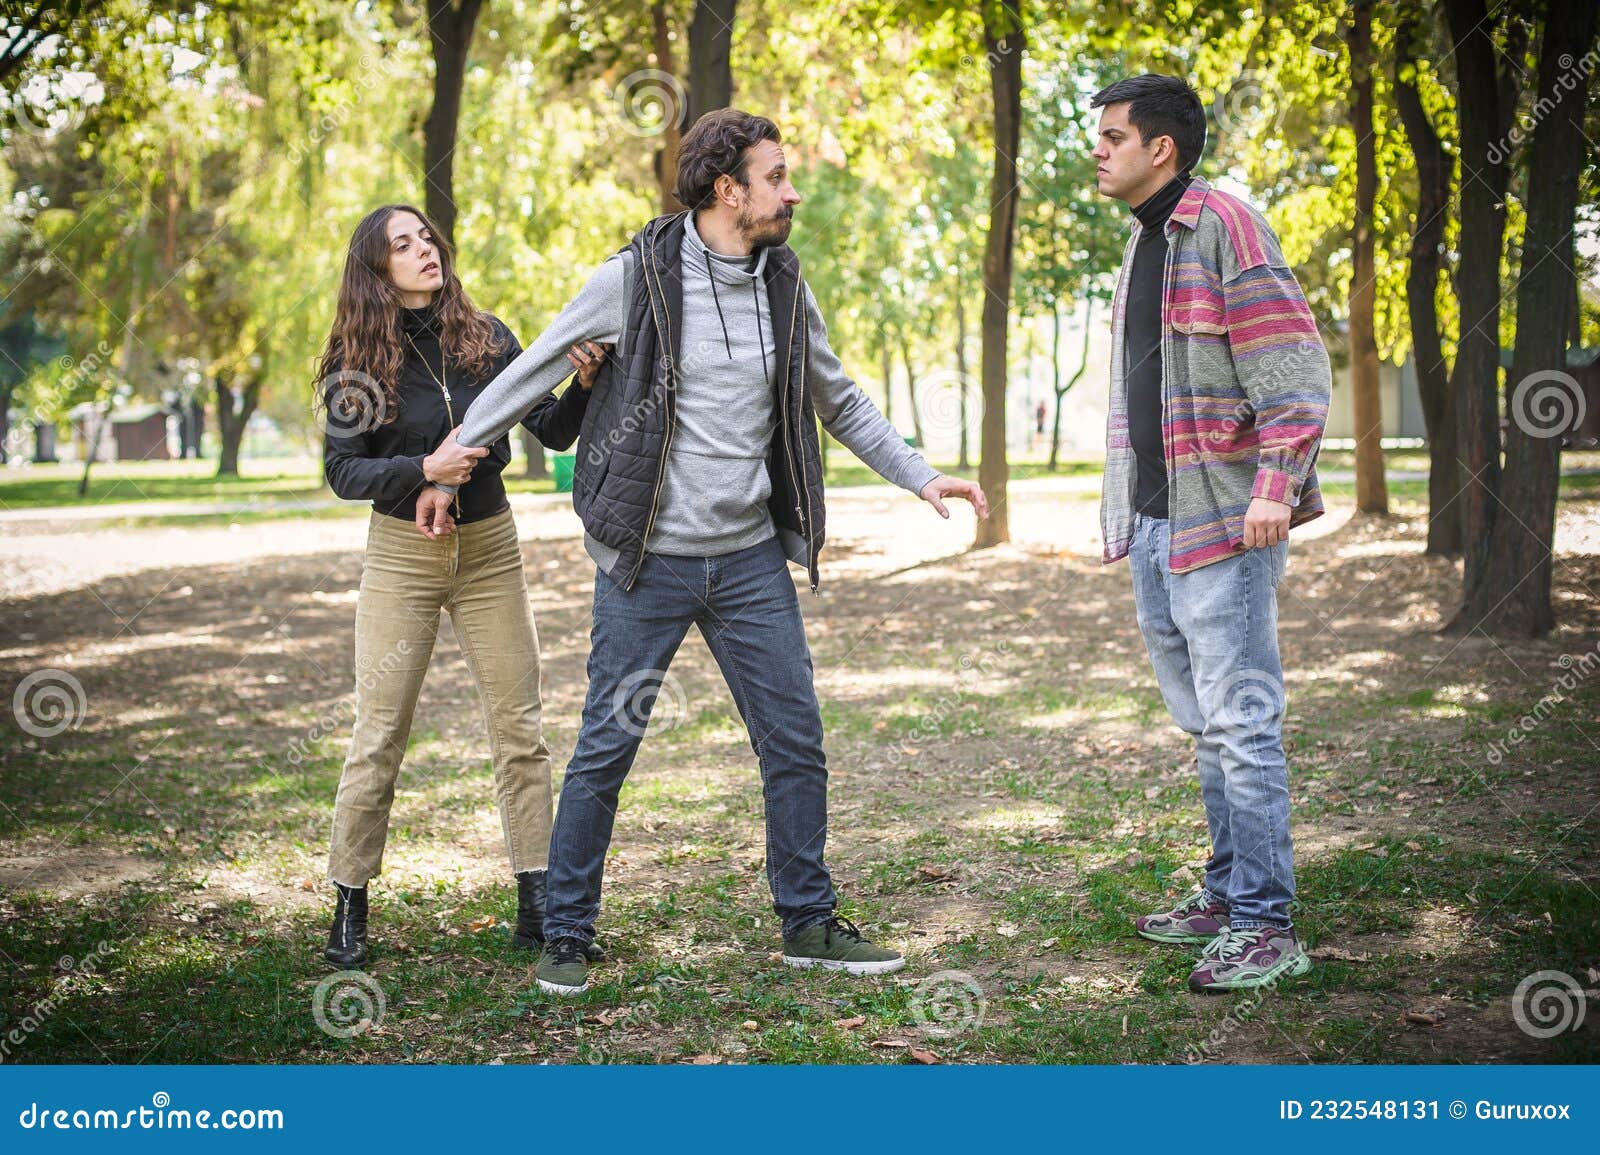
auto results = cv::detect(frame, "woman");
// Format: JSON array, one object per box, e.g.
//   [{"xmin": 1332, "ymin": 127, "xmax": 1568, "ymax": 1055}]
[{"xmin": 317, "ymin": 203, "xmax": 609, "ymax": 968}]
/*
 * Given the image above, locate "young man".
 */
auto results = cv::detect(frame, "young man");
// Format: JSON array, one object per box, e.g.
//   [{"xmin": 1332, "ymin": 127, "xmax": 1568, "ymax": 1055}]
[
  {"xmin": 419, "ymin": 109, "xmax": 987, "ymax": 995},
  {"xmin": 1090, "ymin": 75, "xmax": 1330, "ymax": 992}
]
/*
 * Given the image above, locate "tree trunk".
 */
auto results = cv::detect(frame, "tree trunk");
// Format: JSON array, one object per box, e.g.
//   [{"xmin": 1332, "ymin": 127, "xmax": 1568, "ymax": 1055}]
[
  {"xmin": 422, "ymin": 0, "xmax": 485, "ymax": 250},
  {"xmin": 1051, "ymin": 297, "xmax": 1095, "ymax": 472},
  {"xmin": 1047, "ymin": 302, "xmax": 1061, "ymax": 471},
  {"xmin": 973, "ymin": 7, "xmax": 1024, "ymax": 549},
  {"xmin": 1466, "ymin": 0, "xmax": 1597, "ymax": 637},
  {"xmin": 520, "ymin": 426, "xmax": 549, "ymax": 478},
  {"xmin": 899, "ymin": 333, "xmax": 924, "ymax": 448},
  {"xmin": 686, "ymin": 0, "xmax": 735, "ymax": 126},
  {"xmin": 34, "ymin": 421, "xmax": 57, "ymax": 463},
  {"xmin": 880, "ymin": 340, "xmax": 895, "ymax": 427},
  {"xmin": 652, "ymin": 0, "xmax": 683, "ymax": 212},
  {"xmin": 77, "ymin": 404, "xmax": 111, "ymax": 495},
  {"xmin": 1393, "ymin": 9, "xmax": 1459, "ymax": 556},
  {"xmin": 187, "ymin": 396, "xmax": 205, "ymax": 458},
  {"xmin": 1346, "ymin": 0, "xmax": 1389, "ymax": 514},
  {"xmin": 955, "ymin": 265, "xmax": 970, "ymax": 469},
  {"xmin": 1443, "ymin": 0, "xmax": 1524, "ymax": 628},
  {"xmin": 214, "ymin": 371, "xmax": 261, "ymax": 477}
]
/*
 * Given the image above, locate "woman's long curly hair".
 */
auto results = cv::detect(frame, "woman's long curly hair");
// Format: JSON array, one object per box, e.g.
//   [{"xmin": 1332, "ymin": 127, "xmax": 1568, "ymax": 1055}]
[{"xmin": 313, "ymin": 204, "xmax": 504, "ymax": 427}]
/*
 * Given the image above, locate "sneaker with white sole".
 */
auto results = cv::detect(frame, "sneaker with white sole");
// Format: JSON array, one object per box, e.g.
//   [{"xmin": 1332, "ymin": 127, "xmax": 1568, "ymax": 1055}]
[
  {"xmin": 1187, "ymin": 924, "xmax": 1311, "ymax": 993},
  {"xmin": 536, "ymin": 936, "xmax": 590, "ymax": 996},
  {"xmin": 1134, "ymin": 888, "xmax": 1230, "ymax": 945},
  {"xmin": 782, "ymin": 915, "xmax": 905, "ymax": 976}
]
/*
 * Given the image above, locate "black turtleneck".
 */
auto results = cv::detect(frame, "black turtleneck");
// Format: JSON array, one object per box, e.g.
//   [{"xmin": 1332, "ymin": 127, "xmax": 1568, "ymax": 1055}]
[
  {"xmin": 1125, "ymin": 172, "xmax": 1191, "ymax": 521},
  {"xmin": 322, "ymin": 302, "xmax": 593, "ymax": 525}
]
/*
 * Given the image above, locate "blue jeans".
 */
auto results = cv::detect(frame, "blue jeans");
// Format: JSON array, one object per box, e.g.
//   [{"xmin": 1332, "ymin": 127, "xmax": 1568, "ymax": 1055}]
[
  {"xmin": 1128, "ymin": 515, "xmax": 1296, "ymax": 928},
  {"xmin": 544, "ymin": 536, "xmax": 836, "ymax": 943}
]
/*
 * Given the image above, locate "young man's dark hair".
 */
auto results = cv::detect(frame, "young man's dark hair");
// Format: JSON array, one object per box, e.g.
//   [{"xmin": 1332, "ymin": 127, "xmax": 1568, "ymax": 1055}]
[
  {"xmin": 674, "ymin": 108, "xmax": 782, "ymax": 210},
  {"xmin": 1090, "ymin": 74, "xmax": 1207, "ymax": 174}
]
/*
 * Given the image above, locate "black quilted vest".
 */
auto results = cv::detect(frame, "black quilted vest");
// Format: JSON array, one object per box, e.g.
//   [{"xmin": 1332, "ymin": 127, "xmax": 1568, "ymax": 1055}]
[{"xmin": 571, "ymin": 212, "xmax": 827, "ymax": 592}]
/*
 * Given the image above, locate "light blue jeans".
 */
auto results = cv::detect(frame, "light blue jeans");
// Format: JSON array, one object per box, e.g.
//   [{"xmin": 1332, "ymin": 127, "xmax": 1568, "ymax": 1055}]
[{"xmin": 1128, "ymin": 515, "xmax": 1296, "ymax": 928}]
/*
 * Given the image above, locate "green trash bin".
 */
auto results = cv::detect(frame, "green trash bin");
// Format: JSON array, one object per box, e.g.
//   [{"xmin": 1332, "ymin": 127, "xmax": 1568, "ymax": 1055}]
[{"xmin": 553, "ymin": 452, "xmax": 576, "ymax": 493}]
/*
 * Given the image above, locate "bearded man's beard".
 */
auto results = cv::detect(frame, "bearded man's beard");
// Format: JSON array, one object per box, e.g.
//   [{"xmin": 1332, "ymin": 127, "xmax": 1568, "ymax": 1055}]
[{"xmin": 738, "ymin": 205, "xmax": 793, "ymax": 248}]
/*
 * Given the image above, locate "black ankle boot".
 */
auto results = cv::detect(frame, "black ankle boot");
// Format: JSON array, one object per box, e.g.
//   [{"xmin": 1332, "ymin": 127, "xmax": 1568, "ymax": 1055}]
[
  {"xmin": 512, "ymin": 871, "xmax": 606, "ymax": 961},
  {"xmin": 512, "ymin": 870, "xmax": 546, "ymax": 950},
  {"xmin": 323, "ymin": 883, "xmax": 369, "ymax": 967}
]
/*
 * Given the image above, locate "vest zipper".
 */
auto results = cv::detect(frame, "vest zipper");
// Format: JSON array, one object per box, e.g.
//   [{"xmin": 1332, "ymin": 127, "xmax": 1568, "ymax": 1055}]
[
  {"xmin": 631, "ymin": 225, "xmax": 679, "ymax": 589},
  {"xmin": 784, "ymin": 278, "xmax": 818, "ymax": 594}
]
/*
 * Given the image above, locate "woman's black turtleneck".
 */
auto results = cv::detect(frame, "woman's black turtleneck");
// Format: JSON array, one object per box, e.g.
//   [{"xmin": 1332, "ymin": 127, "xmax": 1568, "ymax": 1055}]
[
  {"xmin": 1124, "ymin": 172, "xmax": 1191, "ymax": 521},
  {"xmin": 322, "ymin": 301, "xmax": 592, "ymax": 526}
]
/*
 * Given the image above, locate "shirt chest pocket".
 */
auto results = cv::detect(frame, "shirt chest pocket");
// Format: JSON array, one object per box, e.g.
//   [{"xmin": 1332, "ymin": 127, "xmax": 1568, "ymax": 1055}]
[{"xmin": 1167, "ymin": 290, "xmax": 1227, "ymax": 336}]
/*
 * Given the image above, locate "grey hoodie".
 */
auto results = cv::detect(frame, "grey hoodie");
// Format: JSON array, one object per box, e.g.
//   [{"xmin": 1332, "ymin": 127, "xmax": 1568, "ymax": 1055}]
[{"xmin": 444, "ymin": 214, "xmax": 939, "ymax": 566}]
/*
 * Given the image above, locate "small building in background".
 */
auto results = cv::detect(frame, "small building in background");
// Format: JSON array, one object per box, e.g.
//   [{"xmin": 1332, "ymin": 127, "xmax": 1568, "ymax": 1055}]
[{"xmin": 69, "ymin": 402, "xmax": 175, "ymax": 462}]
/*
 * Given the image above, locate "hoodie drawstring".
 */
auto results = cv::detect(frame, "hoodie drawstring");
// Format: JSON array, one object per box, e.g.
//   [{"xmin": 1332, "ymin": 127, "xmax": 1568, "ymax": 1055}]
[{"xmin": 703, "ymin": 249, "xmax": 771, "ymax": 386}]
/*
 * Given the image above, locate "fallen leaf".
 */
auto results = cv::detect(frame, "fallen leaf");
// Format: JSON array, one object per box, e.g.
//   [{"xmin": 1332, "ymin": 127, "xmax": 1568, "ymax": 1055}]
[
  {"xmin": 1400, "ymin": 1010, "xmax": 1443, "ymax": 1027},
  {"xmin": 741, "ymin": 1020, "xmax": 760, "ymax": 1031},
  {"xmin": 688, "ymin": 1054, "xmax": 719, "ymax": 1065},
  {"xmin": 1168, "ymin": 865, "xmax": 1198, "ymax": 888},
  {"xmin": 1309, "ymin": 947, "xmax": 1372, "ymax": 963},
  {"xmin": 1404, "ymin": 841, "xmax": 1422, "ymax": 852},
  {"xmin": 834, "ymin": 1016, "xmax": 866, "ymax": 1030},
  {"xmin": 870, "ymin": 1039, "xmax": 910, "ymax": 1049},
  {"xmin": 468, "ymin": 916, "xmax": 497, "ymax": 932},
  {"xmin": 996, "ymin": 924, "xmax": 1019, "ymax": 938},
  {"xmin": 908, "ymin": 1048, "xmax": 941, "ymax": 1064}
]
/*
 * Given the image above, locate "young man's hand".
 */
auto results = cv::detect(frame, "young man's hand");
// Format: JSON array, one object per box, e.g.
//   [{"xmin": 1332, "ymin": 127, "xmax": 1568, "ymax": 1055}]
[
  {"xmin": 919, "ymin": 474, "xmax": 990, "ymax": 520},
  {"xmin": 414, "ymin": 485, "xmax": 456, "ymax": 539},
  {"xmin": 1242, "ymin": 496, "xmax": 1292, "ymax": 548}
]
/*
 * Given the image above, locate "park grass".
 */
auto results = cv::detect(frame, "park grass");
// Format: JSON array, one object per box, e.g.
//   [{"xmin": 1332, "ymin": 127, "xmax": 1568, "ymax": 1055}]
[
  {"xmin": 2, "ymin": 492, "xmax": 1597, "ymax": 1065},
  {"xmin": 4, "ymin": 449, "xmax": 1597, "ymax": 527}
]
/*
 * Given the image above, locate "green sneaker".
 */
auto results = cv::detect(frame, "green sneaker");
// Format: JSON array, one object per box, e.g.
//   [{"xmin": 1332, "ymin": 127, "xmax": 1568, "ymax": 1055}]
[
  {"xmin": 536, "ymin": 936, "xmax": 590, "ymax": 996},
  {"xmin": 782, "ymin": 916, "xmax": 905, "ymax": 976}
]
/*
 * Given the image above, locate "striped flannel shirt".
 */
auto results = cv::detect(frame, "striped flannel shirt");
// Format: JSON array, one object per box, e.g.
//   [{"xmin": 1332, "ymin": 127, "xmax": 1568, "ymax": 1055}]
[{"xmin": 1101, "ymin": 177, "xmax": 1331, "ymax": 573}]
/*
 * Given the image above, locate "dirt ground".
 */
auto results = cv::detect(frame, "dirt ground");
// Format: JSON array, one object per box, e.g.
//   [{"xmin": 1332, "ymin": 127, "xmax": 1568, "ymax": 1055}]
[{"xmin": 2, "ymin": 479, "xmax": 1597, "ymax": 1064}]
